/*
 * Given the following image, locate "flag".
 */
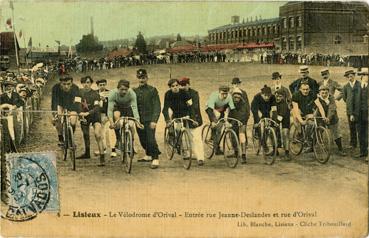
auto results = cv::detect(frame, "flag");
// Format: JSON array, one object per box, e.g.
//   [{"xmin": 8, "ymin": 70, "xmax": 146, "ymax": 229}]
[
  {"xmin": 28, "ymin": 37, "xmax": 32, "ymax": 48},
  {"xmin": 19, "ymin": 30, "xmax": 22, "ymax": 38},
  {"xmin": 6, "ymin": 18, "xmax": 12, "ymax": 29}
]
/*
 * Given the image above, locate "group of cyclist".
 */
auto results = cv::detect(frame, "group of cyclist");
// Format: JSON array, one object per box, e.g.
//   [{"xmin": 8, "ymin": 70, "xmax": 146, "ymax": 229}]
[{"xmin": 51, "ymin": 65, "xmax": 369, "ymax": 168}]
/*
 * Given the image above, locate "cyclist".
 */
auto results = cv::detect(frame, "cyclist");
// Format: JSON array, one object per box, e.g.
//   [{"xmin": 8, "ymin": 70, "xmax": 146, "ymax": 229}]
[
  {"xmin": 228, "ymin": 88, "xmax": 250, "ymax": 164},
  {"xmin": 271, "ymin": 89, "xmax": 291, "ymax": 160},
  {"xmin": 291, "ymin": 82, "xmax": 327, "ymax": 153},
  {"xmin": 108, "ymin": 79, "xmax": 140, "ymax": 159},
  {"xmin": 77, "ymin": 76, "xmax": 105, "ymax": 166},
  {"xmin": 205, "ymin": 85, "xmax": 235, "ymax": 155},
  {"xmin": 289, "ymin": 66, "xmax": 319, "ymax": 95},
  {"xmin": 178, "ymin": 77, "xmax": 204, "ymax": 165},
  {"xmin": 316, "ymin": 85, "xmax": 346, "ymax": 156},
  {"xmin": 51, "ymin": 74, "xmax": 81, "ymax": 146},
  {"xmin": 96, "ymin": 79, "xmax": 117, "ymax": 157}
]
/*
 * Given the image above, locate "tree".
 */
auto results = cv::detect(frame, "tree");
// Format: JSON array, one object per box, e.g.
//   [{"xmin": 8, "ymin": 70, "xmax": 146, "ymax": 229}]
[
  {"xmin": 134, "ymin": 32, "xmax": 147, "ymax": 54},
  {"xmin": 177, "ymin": 33, "xmax": 182, "ymax": 41},
  {"xmin": 76, "ymin": 34, "xmax": 103, "ymax": 53}
]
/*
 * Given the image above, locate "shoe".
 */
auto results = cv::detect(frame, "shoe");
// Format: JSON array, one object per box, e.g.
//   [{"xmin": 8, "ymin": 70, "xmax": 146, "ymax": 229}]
[
  {"xmin": 197, "ymin": 160, "xmax": 204, "ymax": 166},
  {"xmin": 138, "ymin": 155, "xmax": 152, "ymax": 162},
  {"xmin": 57, "ymin": 142, "xmax": 64, "ymax": 148},
  {"xmin": 98, "ymin": 155, "xmax": 105, "ymax": 166},
  {"xmin": 354, "ymin": 153, "xmax": 368, "ymax": 158},
  {"xmin": 337, "ymin": 150, "xmax": 347, "ymax": 156},
  {"xmin": 215, "ymin": 150, "xmax": 224, "ymax": 155},
  {"xmin": 241, "ymin": 154, "xmax": 247, "ymax": 164},
  {"xmin": 284, "ymin": 152, "xmax": 292, "ymax": 161},
  {"xmin": 94, "ymin": 149, "xmax": 107, "ymax": 156},
  {"xmin": 150, "ymin": 159, "xmax": 159, "ymax": 169},
  {"xmin": 76, "ymin": 153, "xmax": 91, "ymax": 160}
]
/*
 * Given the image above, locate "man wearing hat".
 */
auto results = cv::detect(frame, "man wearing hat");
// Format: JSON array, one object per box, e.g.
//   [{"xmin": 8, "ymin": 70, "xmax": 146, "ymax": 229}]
[
  {"xmin": 271, "ymin": 72, "xmax": 291, "ymax": 105},
  {"xmin": 316, "ymin": 85, "xmax": 346, "ymax": 156},
  {"xmin": 318, "ymin": 68, "xmax": 343, "ymax": 100},
  {"xmin": 178, "ymin": 77, "xmax": 205, "ymax": 165},
  {"xmin": 289, "ymin": 65, "xmax": 319, "ymax": 96},
  {"xmin": 0, "ymin": 81, "xmax": 23, "ymax": 108},
  {"xmin": 133, "ymin": 69, "xmax": 161, "ymax": 169},
  {"xmin": 231, "ymin": 77, "xmax": 250, "ymax": 111},
  {"xmin": 251, "ymin": 85, "xmax": 275, "ymax": 126},
  {"xmin": 205, "ymin": 85, "xmax": 236, "ymax": 155},
  {"xmin": 342, "ymin": 69, "xmax": 361, "ymax": 150},
  {"xmin": 229, "ymin": 88, "xmax": 250, "ymax": 163},
  {"xmin": 356, "ymin": 68, "xmax": 369, "ymax": 159}
]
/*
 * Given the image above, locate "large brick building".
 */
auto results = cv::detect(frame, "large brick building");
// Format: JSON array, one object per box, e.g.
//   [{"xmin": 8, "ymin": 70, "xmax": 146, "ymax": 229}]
[{"xmin": 208, "ymin": 2, "xmax": 369, "ymax": 54}]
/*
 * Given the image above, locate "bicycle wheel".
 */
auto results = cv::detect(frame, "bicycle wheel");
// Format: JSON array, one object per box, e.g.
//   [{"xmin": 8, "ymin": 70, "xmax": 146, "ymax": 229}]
[
  {"xmin": 313, "ymin": 126, "xmax": 331, "ymax": 164},
  {"xmin": 289, "ymin": 124, "xmax": 304, "ymax": 156},
  {"xmin": 62, "ymin": 121, "xmax": 68, "ymax": 161},
  {"xmin": 123, "ymin": 129, "xmax": 134, "ymax": 173},
  {"xmin": 262, "ymin": 127, "xmax": 277, "ymax": 165},
  {"xmin": 164, "ymin": 126, "xmax": 175, "ymax": 160},
  {"xmin": 179, "ymin": 129, "xmax": 192, "ymax": 170},
  {"xmin": 201, "ymin": 124, "xmax": 214, "ymax": 159},
  {"xmin": 68, "ymin": 126, "xmax": 76, "ymax": 171},
  {"xmin": 222, "ymin": 130, "xmax": 239, "ymax": 168},
  {"xmin": 252, "ymin": 127, "xmax": 261, "ymax": 155}
]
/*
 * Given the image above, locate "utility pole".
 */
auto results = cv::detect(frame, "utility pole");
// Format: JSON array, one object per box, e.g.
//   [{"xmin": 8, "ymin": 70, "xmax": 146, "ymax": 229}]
[{"xmin": 10, "ymin": 1, "xmax": 20, "ymax": 72}]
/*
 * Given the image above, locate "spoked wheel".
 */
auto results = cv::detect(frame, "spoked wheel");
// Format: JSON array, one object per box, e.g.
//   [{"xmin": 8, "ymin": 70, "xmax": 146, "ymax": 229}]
[
  {"xmin": 262, "ymin": 127, "xmax": 277, "ymax": 165},
  {"xmin": 222, "ymin": 130, "xmax": 240, "ymax": 168},
  {"xmin": 179, "ymin": 129, "xmax": 192, "ymax": 170},
  {"xmin": 202, "ymin": 124, "xmax": 214, "ymax": 159},
  {"xmin": 122, "ymin": 129, "xmax": 134, "ymax": 173},
  {"xmin": 313, "ymin": 126, "xmax": 331, "ymax": 164},
  {"xmin": 289, "ymin": 124, "xmax": 304, "ymax": 156},
  {"xmin": 252, "ymin": 127, "xmax": 261, "ymax": 155},
  {"xmin": 62, "ymin": 122, "xmax": 68, "ymax": 161},
  {"xmin": 164, "ymin": 126, "xmax": 175, "ymax": 160},
  {"xmin": 68, "ymin": 126, "xmax": 76, "ymax": 171}
]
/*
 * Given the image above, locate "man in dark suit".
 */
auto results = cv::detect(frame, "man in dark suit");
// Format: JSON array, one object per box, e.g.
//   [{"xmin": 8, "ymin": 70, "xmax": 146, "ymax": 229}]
[
  {"xmin": 356, "ymin": 68, "xmax": 368, "ymax": 159},
  {"xmin": 270, "ymin": 72, "xmax": 291, "ymax": 105},
  {"xmin": 318, "ymin": 68, "xmax": 343, "ymax": 101},
  {"xmin": 342, "ymin": 69, "xmax": 361, "ymax": 150},
  {"xmin": 289, "ymin": 65, "xmax": 319, "ymax": 96},
  {"xmin": 0, "ymin": 81, "xmax": 23, "ymax": 108}
]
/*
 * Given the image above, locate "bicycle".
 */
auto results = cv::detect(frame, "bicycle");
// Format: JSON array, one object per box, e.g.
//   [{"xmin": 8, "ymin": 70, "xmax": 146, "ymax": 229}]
[
  {"xmin": 164, "ymin": 116, "xmax": 198, "ymax": 170},
  {"xmin": 113, "ymin": 116, "xmax": 143, "ymax": 174},
  {"xmin": 251, "ymin": 118, "xmax": 278, "ymax": 165},
  {"xmin": 201, "ymin": 117, "xmax": 242, "ymax": 168},
  {"xmin": 289, "ymin": 116, "xmax": 331, "ymax": 164}
]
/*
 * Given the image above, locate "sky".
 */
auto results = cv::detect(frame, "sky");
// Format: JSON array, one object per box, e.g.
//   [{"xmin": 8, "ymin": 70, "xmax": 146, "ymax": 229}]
[{"xmin": 0, "ymin": 0, "xmax": 286, "ymax": 48}]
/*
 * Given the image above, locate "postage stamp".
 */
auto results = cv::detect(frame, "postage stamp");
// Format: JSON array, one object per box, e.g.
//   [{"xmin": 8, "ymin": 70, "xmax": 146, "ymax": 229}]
[{"xmin": 2, "ymin": 152, "xmax": 59, "ymax": 222}]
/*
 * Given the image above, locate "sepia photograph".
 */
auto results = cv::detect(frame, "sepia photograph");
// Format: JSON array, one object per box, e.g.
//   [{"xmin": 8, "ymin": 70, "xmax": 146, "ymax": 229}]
[{"xmin": 0, "ymin": 0, "xmax": 368, "ymax": 237}]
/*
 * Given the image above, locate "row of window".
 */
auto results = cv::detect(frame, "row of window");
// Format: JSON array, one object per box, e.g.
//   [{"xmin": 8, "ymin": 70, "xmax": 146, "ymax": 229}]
[
  {"xmin": 281, "ymin": 36, "xmax": 302, "ymax": 50},
  {"xmin": 282, "ymin": 16, "xmax": 302, "ymax": 29},
  {"xmin": 209, "ymin": 24, "xmax": 280, "ymax": 41}
]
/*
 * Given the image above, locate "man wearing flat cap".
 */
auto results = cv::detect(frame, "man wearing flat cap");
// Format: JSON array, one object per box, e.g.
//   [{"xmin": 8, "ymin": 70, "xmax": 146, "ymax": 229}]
[
  {"xmin": 0, "ymin": 81, "xmax": 23, "ymax": 109},
  {"xmin": 318, "ymin": 68, "xmax": 343, "ymax": 101},
  {"xmin": 355, "ymin": 68, "xmax": 369, "ymax": 159},
  {"xmin": 289, "ymin": 65, "xmax": 319, "ymax": 96},
  {"xmin": 133, "ymin": 69, "xmax": 161, "ymax": 169},
  {"xmin": 270, "ymin": 72, "xmax": 291, "ymax": 105},
  {"xmin": 343, "ymin": 69, "xmax": 361, "ymax": 150}
]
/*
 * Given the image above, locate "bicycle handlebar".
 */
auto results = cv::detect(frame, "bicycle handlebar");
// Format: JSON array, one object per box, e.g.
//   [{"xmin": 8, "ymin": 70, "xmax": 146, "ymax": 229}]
[
  {"xmin": 167, "ymin": 116, "xmax": 199, "ymax": 127},
  {"xmin": 116, "ymin": 116, "xmax": 144, "ymax": 129},
  {"xmin": 214, "ymin": 117, "xmax": 244, "ymax": 127},
  {"xmin": 254, "ymin": 117, "xmax": 280, "ymax": 128}
]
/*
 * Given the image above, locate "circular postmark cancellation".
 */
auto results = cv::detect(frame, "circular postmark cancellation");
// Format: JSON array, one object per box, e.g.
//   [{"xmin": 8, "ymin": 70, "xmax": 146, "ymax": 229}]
[{"xmin": 2, "ymin": 156, "xmax": 51, "ymax": 222}]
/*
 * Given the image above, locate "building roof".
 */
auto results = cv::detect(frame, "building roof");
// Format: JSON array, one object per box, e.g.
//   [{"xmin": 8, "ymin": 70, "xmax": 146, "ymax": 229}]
[{"xmin": 209, "ymin": 17, "xmax": 280, "ymax": 32}]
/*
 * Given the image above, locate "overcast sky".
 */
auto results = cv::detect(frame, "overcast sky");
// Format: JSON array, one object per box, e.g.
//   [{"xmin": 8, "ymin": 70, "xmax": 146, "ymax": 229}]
[{"xmin": 0, "ymin": 0, "xmax": 285, "ymax": 47}]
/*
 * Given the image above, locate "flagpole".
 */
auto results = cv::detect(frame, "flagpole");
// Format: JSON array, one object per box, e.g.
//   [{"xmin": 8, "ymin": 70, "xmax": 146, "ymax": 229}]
[{"xmin": 10, "ymin": 1, "xmax": 20, "ymax": 72}]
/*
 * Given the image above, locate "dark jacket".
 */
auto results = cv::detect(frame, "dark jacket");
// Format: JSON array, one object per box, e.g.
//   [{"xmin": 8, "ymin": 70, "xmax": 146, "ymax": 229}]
[
  {"xmin": 229, "ymin": 99, "xmax": 250, "ymax": 125},
  {"xmin": 80, "ymin": 88, "xmax": 100, "ymax": 114},
  {"xmin": 51, "ymin": 83, "xmax": 81, "ymax": 113},
  {"xmin": 318, "ymin": 79, "xmax": 343, "ymax": 101},
  {"xmin": 251, "ymin": 93, "xmax": 276, "ymax": 124},
  {"xmin": 187, "ymin": 88, "xmax": 203, "ymax": 127},
  {"xmin": 271, "ymin": 85, "xmax": 292, "ymax": 105},
  {"xmin": 134, "ymin": 84, "xmax": 161, "ymax": 123},
  {"xmin": 271, "ymin": 99, "xmax": 290, "ymax": 128},
  {"xmin": 343, "ymin": 80, "xmax": 361, "ymax": 117},
  {"xmin": 0, "ymin": 91, "xmax": 23, "ymax": 108},
  {"xmin": 317, "ymin": 95, "xmax": 339, "ymax": 125},
  {"xmin": 162, "ymin": 89, "xmax": 191, "ymax": 121},
  {"xmin": 289, "ymin": 76, "xmax": 319, "ymax": 95}
]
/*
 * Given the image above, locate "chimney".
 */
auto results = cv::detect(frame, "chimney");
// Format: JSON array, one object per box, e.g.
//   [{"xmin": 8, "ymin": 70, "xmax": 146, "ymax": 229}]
[
  {"xmin": 231, "ymin": 15, "xmax": 240, "ymax": 24},
  {"xmin": 90, "ymin": 16, "xmax": 94, "ymax": 36}
]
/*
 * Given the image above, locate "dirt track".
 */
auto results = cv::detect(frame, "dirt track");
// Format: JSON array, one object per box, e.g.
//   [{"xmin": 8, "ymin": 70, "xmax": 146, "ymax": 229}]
[{"xmin": 2, "ymin": 63, "xmax": 368, "ymax": 238}]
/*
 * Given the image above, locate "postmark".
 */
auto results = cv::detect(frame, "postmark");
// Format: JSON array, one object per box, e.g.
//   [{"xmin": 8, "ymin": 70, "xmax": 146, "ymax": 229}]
[{"xmin": 2, "ymin": 155, "xmax": 51, "ymax": 222}]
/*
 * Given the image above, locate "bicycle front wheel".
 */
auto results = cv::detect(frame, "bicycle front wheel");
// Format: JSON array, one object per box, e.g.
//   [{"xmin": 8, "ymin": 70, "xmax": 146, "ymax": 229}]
[
  {"xmin": 313, "ymin": 126, "xmax": 331, "ymax": 164},
  {"xmin": 180, "ymin": 129, "xmax": 192, "ymax": 170},
  {"xmin": 62, "ymin": 121, "xmax": 68, "ymax": 161},
  {"xmin": 201, "ymin": 124, "xmax": 214, "ymax": 159},
  {"xmin": 68, "ymin": 126, "xmax": 76, "ymax": 171},
  {"xmin": 223, "ymin": 130, "xmax": 239, "ymax": 168},
  {"xmin": 289, "ymin": 124, "xmax": 304, "ymax": 156},
  {"xmin": 123, "ymin": 129, "xmax": 134, "ymax": 173},
  {"xmin": 252, "ymin": 127, "xmax": 261, "ymax": 155},
  {"xmin": 164, "ymin": 126, "xmax": 175, "ymax": 160},
  {"xmin": 262, "ymin": 127, "xmax": 277, "ymax": 165}
]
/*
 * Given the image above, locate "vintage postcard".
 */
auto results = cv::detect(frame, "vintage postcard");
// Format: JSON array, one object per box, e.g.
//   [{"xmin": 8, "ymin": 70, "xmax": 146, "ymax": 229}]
[{"xmin": 0, "ymin": 0, "xmax": 368, "ymax": 237}]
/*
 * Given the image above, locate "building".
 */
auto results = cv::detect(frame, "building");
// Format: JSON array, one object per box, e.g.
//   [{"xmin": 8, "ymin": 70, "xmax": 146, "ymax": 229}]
[
  {"xmin": 279, "ymin": 1, "xmax": 369, "ymax": 54},
  {"xmin": 208, "ymin": 2, "xmax": 369, "ymax": 54},
  {"xmin": 0, "ymin": 31, "xmax": 20, "ymax": 69},
  {"xmin": 208, "ymin": 17, "xmax": 280, "ymax": 45}
]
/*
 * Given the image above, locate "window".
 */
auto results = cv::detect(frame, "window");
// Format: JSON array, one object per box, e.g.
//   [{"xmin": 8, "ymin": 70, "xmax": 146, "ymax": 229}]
[
  {"xmin": 334, "ymin": 35, "xmax": 342, "ymax": 44},
  {"xmin": 282, "ymin": 37, "xmax": 287, "ymax": 50},
  {"xmin": 289, "ymin": 17, "xmax": 295, "ymax": 28},
  {"xmin": 297, "ymin": 16, "xmax": 302, "ymax": 27},
  {"xmin": 296, "ymin": 36, "xmax": 302, "ymax": 50},
  {"xmin": 283, "ymin": 18, "xmax": 287, "ymax": 28},
  {"xmin": 264, "ymin": 27, "xmax": 267, "ymax": 35},
  {"xmin": 243, "ymin": 29, "xmax": 246, "ymax": 37},
  {"xmin": 289, "ymin": 37, "xmax": 295, "ymax": 50}
]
